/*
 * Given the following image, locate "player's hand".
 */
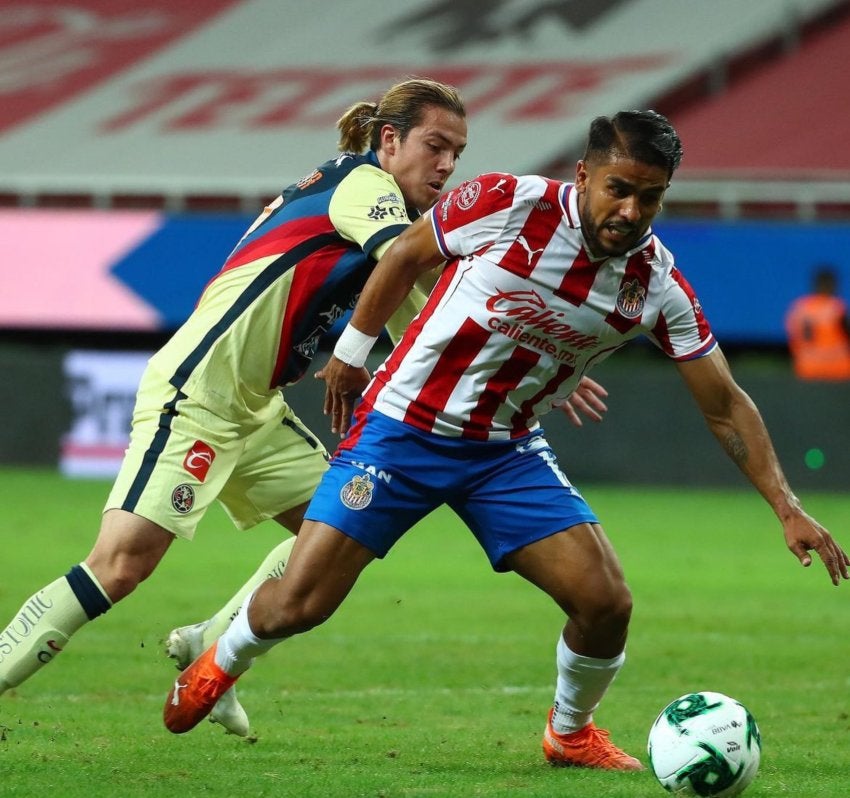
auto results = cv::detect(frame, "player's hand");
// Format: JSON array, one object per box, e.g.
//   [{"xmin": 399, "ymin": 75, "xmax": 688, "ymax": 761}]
[
  {"xmin": 783, "ymin": 512, "xmax": 850, "ymax": 586},
  {"xmin": 315, "ymin": 356, "xmax": 371, "ymax": 436},
  {"xmin": 557, "ymin": 376, "xmax": 609, "ymax": 427}
]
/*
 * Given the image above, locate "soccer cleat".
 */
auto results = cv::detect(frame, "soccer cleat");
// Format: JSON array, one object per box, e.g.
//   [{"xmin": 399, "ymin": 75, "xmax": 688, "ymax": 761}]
[
  {"xmin": 166, "ymin": 623, "xmax": 250, "ymax": 737},
  {"xmin": 542, "ymin": 709, "xmax": 644, "ymax": 771},
  {"xmin": 164, "ymin": 642, "xmax": 239, "ymax": 734}
]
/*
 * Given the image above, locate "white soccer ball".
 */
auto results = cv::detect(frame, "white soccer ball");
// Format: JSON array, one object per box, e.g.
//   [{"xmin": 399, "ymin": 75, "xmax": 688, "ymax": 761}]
[{"xmin": 647, "ymin": 691, "xmax": 762, "ymax": 797}]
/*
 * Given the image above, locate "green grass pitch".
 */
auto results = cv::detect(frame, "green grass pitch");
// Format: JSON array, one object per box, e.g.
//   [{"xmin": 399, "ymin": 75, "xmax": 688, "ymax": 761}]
[{"xmin": 0, "ymin": 467, "xmax": 847, "ymax": 797}]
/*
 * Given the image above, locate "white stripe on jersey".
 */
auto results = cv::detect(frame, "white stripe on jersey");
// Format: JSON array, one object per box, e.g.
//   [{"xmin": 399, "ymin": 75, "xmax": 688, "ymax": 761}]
[{"xmin": 365, "ymin": 173, "xmax": 715, "ymax": 440}]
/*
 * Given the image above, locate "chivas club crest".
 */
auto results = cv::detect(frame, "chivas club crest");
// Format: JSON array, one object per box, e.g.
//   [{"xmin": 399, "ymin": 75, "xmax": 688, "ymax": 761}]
[
  {"xmin": 340, "ymin": 473, "xmax": 374, "ymax": 510},
  {"xmin": 456, "ymin": 180, "xmax": 481, "ymax": 210},
  {"xmin": 171, "ymin": 484, "xmax": 195, "ymax": 514},
  {"xmin": 616, "ymin": 279, "xmax": 646, "ymax": 318}
]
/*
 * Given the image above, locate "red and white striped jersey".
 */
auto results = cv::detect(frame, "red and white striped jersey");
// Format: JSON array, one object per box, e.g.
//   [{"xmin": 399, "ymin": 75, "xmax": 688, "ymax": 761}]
[{"xmin": 362, "ymin": 172, "xmax": 716, "ymax": 441}]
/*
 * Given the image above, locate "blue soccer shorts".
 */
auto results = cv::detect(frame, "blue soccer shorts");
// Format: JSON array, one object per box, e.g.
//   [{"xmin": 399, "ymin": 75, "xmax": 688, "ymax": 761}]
[{"xmin": 303, "ymin": 410, "xmax": 598, "ymax": 571}]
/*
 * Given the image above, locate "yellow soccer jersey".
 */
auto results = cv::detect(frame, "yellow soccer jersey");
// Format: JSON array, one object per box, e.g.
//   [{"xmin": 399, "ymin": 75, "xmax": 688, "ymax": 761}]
[{"xmin": 147, "ymin": 151, "xmax": 416, "ymax": 424}]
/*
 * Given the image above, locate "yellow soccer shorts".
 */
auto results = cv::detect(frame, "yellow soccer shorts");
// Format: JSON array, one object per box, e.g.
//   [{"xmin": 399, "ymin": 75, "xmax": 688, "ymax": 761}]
[{"xmin": 105, "ymin": 368, "xmax": 329, "ymax": 539}]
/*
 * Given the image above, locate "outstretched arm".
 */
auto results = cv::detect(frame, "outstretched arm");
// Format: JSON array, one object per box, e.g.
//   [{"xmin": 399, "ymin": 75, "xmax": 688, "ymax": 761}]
[{"xmin": 677, "ymin": 347, "xmax": 849, "ymax": 585}]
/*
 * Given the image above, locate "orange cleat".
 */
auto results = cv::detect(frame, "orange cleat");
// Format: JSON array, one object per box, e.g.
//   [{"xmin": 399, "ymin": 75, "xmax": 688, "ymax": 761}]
[
  {"xmin": 163, "ymin": 642, "xmax": 239, "ymax": 734},
  {"xmin": 542, "ymin": 709, "xmax": 644, "ymax": 771}
]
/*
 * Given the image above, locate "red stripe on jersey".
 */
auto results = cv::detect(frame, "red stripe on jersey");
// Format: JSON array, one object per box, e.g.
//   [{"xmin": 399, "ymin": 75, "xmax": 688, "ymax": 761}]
[
  {"xmin": 356, "ymin": 260, "xmax": 460, "ymax": 415},
  {"xmin": 555, "ymin": 245, "xmax": 603, "ymax": 306},
  {"xmin": 669, "ymin": 266, "xmax": 713, "ymax": 341},
  {"xmin": 436, "ymin": 174, "xmax": 516, "ymax": 246},
  {"xmin": 653, "ymin": 267, "xmax": 715, "ymax": 359},
  {"xmin": 512, "ymin": 362, "xmax": 576, "ymax": 432},
  {"xmin": 225, "ymin": 215, "xmax": 335, "ymax": 272},
  {"xmin": 651, "ymin": 309, "xmax": 673, "ymax": 355},
  {"xmin": 270, "ymin": 243, "xmax": 346, "ymax": 386},
  {"xmin": 461, "ymin": 344, "xmax": 541, "ymax": 440},
  {"xmin": 604, "ymin": 243, "xmax": 655, "ymax": 334},
  {"xmin": 402, "ymin": 316, "xmax": 490, "ymax": 432},
  {"xmin": 497, "ymin": 178, "xmax": 563, "ymax": 279},
  {"xmin": 462, "ymin": 174, "xmax": 517, "ymax": 217}
]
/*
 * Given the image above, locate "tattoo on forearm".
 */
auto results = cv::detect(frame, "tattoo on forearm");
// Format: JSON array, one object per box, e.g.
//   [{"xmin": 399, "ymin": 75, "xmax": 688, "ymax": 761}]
[{"xmin": 723, "ymin": 431, "xmax": 748, "ymax": 465}]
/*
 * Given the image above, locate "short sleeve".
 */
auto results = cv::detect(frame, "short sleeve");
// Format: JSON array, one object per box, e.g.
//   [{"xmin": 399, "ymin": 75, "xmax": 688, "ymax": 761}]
[
  {"xmin": 430, "ymin": 173, "xmax": 519, "ymax": 259},
  {"xmin": 329, "ymin": 165, "xmax": 411, "ymax": 259}
]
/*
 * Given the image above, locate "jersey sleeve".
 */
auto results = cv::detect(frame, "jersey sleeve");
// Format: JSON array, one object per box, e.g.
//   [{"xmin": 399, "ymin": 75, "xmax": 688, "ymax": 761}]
[
  {"xmin": 429, "ymin": 173, "xmax": 518, "ymax": 259},
  {"xmin": 648, "ymin": 264, "xmax": 717, "ymax": 361},
  {"xmin": 328, "ymin": 164, "xmax": 411, "ymax": 259}
]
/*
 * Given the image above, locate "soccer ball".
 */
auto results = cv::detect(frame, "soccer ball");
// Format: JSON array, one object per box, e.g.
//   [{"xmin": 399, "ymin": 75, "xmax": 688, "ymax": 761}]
[{"xmin": 647, "ymin": 691, "xmax": 761, "ymax": 797}]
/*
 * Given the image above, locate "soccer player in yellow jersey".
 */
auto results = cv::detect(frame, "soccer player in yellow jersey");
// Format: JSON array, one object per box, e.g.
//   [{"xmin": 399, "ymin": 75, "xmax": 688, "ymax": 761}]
[{"xmin": 0, "ymin": 79, "xmax": 468, "ymax": 733}]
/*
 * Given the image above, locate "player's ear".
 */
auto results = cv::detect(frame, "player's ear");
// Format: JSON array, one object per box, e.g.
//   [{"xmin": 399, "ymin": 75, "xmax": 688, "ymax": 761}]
[
  {"xmin": 378, "ymin": 124, "xmax": 399, "ymax": 155},
  {"xmin": 575, "ymin": 160, "xmax": 588, "ymax": 192}
]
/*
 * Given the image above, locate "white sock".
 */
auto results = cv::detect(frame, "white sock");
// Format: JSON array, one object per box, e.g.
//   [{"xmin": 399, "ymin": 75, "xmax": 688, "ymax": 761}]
[
  {"xmin": 551, "ymin": 634, "xmax": 625, "ymax": 734},
  {"xmin": 213, "ymin": 590, "xmax": 283, "ymax": 677},
  {"xmin": 201, "ymin": 537, "xmax": 295, "ymax": 648}
]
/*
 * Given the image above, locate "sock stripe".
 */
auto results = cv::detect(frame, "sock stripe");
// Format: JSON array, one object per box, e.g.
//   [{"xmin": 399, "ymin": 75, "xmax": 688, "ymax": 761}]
[{"xmin": 65, "ymin": 565, "xmax": 112, "ymax": 620}]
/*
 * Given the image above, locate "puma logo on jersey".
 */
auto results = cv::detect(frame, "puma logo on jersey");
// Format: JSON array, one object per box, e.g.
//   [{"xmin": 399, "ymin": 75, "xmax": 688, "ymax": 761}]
[
  {"xmin": 516, "ymin": 235, "xmax": 545, "ymax": 264},
  {"xmin": 488, "ymin": 178, "xmax": 508, "ymax": 194}
]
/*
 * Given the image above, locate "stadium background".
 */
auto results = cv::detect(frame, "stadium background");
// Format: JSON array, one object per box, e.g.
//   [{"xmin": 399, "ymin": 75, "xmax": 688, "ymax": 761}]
[{"xmin": 2, "ymin": 0, "xmax": 850, "ymax": 489}]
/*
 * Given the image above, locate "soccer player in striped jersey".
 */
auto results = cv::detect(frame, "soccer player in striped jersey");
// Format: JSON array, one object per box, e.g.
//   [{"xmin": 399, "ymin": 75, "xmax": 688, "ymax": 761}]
[{"xmin": 164, "ymin": 109, "xmax": 848, "ymax": 769}]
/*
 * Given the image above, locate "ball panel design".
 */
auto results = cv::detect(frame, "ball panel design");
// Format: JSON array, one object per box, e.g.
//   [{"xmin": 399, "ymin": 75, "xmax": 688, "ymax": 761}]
[{"xmin": 647, "ymin": 692, "xmax": 761, "ymax": 797}]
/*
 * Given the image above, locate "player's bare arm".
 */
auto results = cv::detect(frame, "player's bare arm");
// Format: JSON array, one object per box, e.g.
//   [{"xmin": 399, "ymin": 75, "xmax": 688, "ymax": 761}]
[
  {"xmin": 348, "ymin": 215, "xmax": 445, "ymax": 337},
  {"xmin": 677, "ymin": 348, "xmax": 849, "ymax": 585},
  {"xmin": 319, "ymin": 217, "xmax": 445, "ymax": 433}
]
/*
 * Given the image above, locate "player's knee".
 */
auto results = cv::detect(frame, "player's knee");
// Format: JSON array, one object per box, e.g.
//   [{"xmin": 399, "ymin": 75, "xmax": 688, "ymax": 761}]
[
  {"xmin": 85, "ymin": 555, "xmax": 148, "ymax": 602},
  {"xmin": 256, "ymin": 590, "xmax": 338, "ymax": 637},
  {"xmin": 605, "ymin": 583, "xmax": 633, "ymax": 631},
  {"xmin": 578, "ymin": 579, "xmax": 632, "ymax": 636},
  {"xmin": 91, "ymin": 571, "xmax": 136, "ymax": 603}
]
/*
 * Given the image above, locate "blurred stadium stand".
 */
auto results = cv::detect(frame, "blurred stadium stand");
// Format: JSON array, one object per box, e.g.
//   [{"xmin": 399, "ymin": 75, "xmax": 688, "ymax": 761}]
[
  {"xmin": 2, "ymin": 0, "xmax": 849, "ymax": 485},
  {"xmin": 1, "ymin": 0, "xmax": 848, "ymax": 215}
]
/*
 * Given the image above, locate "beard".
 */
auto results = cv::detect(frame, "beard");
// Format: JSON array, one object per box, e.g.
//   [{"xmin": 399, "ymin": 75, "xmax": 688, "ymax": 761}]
[{"xmin": 579, "ymin": 204, "xmax": 639, "ymax": 258}]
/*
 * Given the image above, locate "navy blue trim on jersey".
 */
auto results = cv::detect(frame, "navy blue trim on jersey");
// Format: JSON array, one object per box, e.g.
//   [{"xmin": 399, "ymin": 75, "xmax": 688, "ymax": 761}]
[
  {"xmin": 170, "ymin": 234, "xmax": 338, "ymax": 392},
  {"xmin": 120, "ymin": 389, "xmax": 186, "ymax": 512},
  {"xmin": 362, "ymin": 223, "xmax": 408, "ymax": 259},
  {"xmin": 198, "ymin": 150, "xmax": 411, "ymax": 387},
  {"xmin": 276, "ymin": 245, "xmax": 375, "ymax": 385},
  {"xmin": 277, "ymin": 152, "xmax": 381, "ymax": 228},
  {"xmin": 281, "ymin": 150, "xmax": 381, "ymax": 206}
]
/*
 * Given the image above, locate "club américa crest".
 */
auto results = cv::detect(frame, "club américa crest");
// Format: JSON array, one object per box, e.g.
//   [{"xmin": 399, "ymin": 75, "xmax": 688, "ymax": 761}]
[
  {"xmin": 340, "ymin": 473, "xmax": 374, "ymax": 510},
  {"xmin": 616, "ymin": 278, "xmax": 646, "ymax": 319},
  {"xmin": 171, "ymin": 484, "xmax": 195, "ymax": 514}
]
